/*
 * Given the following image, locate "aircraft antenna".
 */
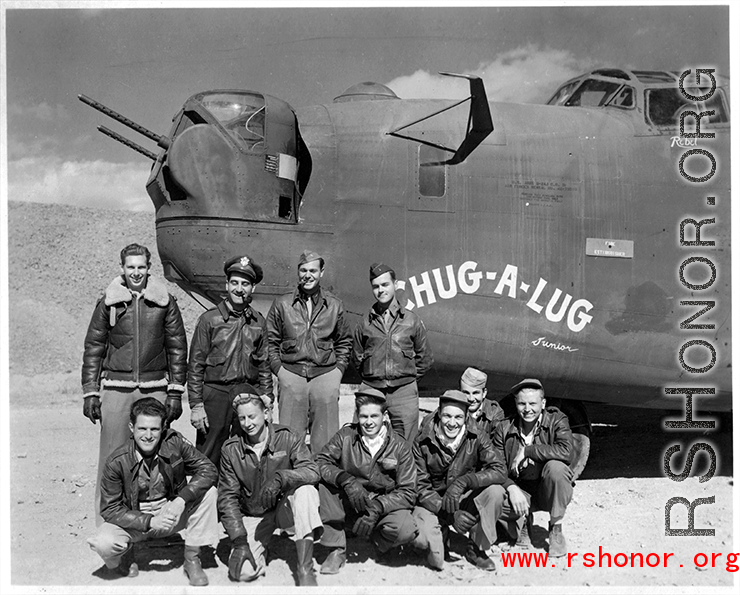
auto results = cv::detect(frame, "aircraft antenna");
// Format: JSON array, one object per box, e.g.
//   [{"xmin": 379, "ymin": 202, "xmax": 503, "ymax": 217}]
[{"xmin": 386, "ymin": 73, "xmax": 493, "ymax": 165}]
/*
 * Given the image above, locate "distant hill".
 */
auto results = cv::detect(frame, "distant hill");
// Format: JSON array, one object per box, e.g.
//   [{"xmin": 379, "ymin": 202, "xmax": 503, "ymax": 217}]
[{"xmin": 7, "ymin": 201, "xmax": 205, "ymax": 376}]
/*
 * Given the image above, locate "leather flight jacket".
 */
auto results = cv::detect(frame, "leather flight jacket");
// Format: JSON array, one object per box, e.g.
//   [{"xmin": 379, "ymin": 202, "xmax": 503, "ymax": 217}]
[
  {"xmin": 316, "ymin": 423, "xmax": 417, "ymax": 514},
  {"xmin": 492, "ymin": 406, "xmax": 574, "ymax": 490},
  {"xmin": 351, "ymin": 301, "xmax": 433, "ymax": 389},
  {"xmin": 414, "ymin": 410, "xmax": 507, "ymax": 514},
  {"xmin": 99, "ymin": 429, "xmax": 218, "ymax": 532},
  {"xmin": 82, "ymin": 276, "xmax": 187, "ymax": 396},
  {"xmin": 217, "ymin": 423, "xmax": 320, "ymax": 539},
  {"xmin": 473, "ymin": 398, "xmax": 506, "ymax": 438},
  {"xmin": 187, "ymin": 300, "xmax": 273, "ymax": 406},
  {"xmin": 265, "ymin": 287, "xmax": 352, "ymax": 379}
]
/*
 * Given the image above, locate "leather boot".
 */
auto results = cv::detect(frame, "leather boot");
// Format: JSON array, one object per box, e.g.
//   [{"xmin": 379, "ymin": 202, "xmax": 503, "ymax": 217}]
[
  {"xmin": 183, "ymin": 545, "xmax": 209, "ymax": 587},
  {"xmin": 516, "ymin": 516, "xmax": 532, "ymax": 549},
  {"xmin": 295, "ymin": 539, "xmax": 318, "ymax": 586},
  {"xmin": 465, "ymin": 540, "xmax": 496, "ymax": 571},
  {"xmin": 321, "ymin": 547, "xmax": 347, "ymax": 574},
  {"xmin": 111, "ymin": 543, "xmax": 138, "ymax": 578},
  {"xmin": 548, "ymin": 524, "xmax": 567, "ymax": 558}
]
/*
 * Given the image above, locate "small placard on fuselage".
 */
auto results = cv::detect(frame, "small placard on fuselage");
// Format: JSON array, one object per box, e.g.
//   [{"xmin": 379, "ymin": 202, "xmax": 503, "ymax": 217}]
[{"xmin": 586, "ymin": 238, "xmax": 634, "ymax": 258}]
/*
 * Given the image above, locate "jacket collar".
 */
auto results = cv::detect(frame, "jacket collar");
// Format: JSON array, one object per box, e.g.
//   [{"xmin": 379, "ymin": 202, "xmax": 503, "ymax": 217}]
[
  {"xmin": 350, "ymin": 420, "xmax": 392, "ymax": 444},
  {"xmin": 124, "ymin": 428, "xmax": 178, "ymax": 472},
  {"xmin": 105, "ymin": 275, "xmax": 170, "ymax": 307},
  {"xmin": 292, "ymin": 286, "xmax": 325, "ymax": 307},
  {"xmin": 478, "ymin": 399, "xmax": 497, "ymax": 422},
  {"xmin": 238, "ymin": 424, "xmax": 278, "ymax": 456},
  {"xmin": 370, "ymin": 297, "xmax": 405, "ymax": 321},
  {"xmin": 217, "ymin": 299, "xmax": 255, "ymax": 322},
  {"xmin": 503, "ymin": 408, "xmax": 556, "ymax": 439}
]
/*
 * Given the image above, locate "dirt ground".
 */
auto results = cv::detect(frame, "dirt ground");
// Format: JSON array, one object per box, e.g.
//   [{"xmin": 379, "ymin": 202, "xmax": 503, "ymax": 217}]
[{"xmin": 6, "ymin": 372, "xmax": 736, "ymax": 592}]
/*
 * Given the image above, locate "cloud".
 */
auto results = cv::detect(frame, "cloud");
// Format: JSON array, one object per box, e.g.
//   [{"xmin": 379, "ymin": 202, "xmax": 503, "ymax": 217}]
[
  {"xmin": 8, "ymin": 157, "xmax": 153, "ymax": 212},
  {"xmin": 386, "ymin": 44, "xmax": 594, "ymax": 104},
  {"xmin": 8, "ymin": 101, "xmax": 71, "ymax": 123}
]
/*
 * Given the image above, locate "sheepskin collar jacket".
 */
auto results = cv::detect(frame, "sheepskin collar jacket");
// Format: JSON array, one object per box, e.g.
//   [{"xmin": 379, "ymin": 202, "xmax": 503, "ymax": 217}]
[{"xmin": 81, "ymin": 275, "xmax": 188, "ymax": 396}]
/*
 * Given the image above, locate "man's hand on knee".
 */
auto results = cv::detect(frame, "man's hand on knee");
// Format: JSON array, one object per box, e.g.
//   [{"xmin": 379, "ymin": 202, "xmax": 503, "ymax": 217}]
[
  {"xmin": 150, "ymin": 510, "xmax": 176, "ymax": 532},
  {"xmin": 162, "ymin": 497, "xmax": 186, "ymax": 526},
  {"xmin": 338, "ymin": 472, "xmax": 371, "ymax": 513},
  {"xmin": 260, "ymin": 476, "xmax": 283, "ymax": 510},
  {"xmin": 352, "ymin": 500, "xmax": 383, "ymax": 538},
  {"xmin": 452, "ymin": 510, "xmax": 479, "ymax": 533},
  {"xmin": 507, "ymin": 485, "xmax": 530, "ymax": 517}
]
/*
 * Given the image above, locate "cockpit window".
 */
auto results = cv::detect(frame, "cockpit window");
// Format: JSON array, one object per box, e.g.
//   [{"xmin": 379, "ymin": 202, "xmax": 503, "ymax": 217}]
[
  {"xmin": 565, "ymin": 80, "xmax": 622, "ymax": 107},
  {"xmin": 546, "ymin": 81, "xmax": 580, "ymax": 106},
  {"xmin": 646, "ymin": 89, "xmax": 687, "ymax": 126},
  {"xmin": 645, "ymin": 88, "xmax": 729, "ymax": 127},
  {"xmin": 703, "ymin": 90, "xmax": 730, "ymax": 124},
  {"xmin": 606, "ymin": 86, "xmax": 634, "ymax": 109},
  {"xmin": 198, "ymin": 92, "xmax": 266, "ymax": 149},
  {"xmin": 548, "ymin": 79, "xmax": 634, "ymax": 110}
]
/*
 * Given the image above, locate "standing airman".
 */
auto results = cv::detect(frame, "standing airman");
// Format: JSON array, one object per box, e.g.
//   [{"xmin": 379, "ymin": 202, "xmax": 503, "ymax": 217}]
[
  {"xmin": 187, "ymin": 255, "xmax": 272, "ymax": 466},
  {"xmin": 265, "ymin": 251, "xmax": 352, "ymax": 453},
  {"xmin": 352, "ymin": 263, "xmax": 433, "ymax": 442}
]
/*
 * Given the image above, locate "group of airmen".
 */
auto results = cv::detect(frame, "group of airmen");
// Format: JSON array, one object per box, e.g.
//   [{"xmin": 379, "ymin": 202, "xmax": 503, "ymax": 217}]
[{"xmin": 81, "ymin": 243, "xmax": 575, "ymax": 586}]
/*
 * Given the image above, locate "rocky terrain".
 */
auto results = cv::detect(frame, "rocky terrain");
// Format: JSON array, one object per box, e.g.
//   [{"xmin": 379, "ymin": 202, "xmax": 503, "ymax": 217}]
[{"xmin": 5, "ymin": 200, "xmax": 736, "ymax": 591}]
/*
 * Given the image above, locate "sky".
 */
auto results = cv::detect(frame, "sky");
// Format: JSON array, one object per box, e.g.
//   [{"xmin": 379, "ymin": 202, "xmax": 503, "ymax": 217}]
[{"xmin": 1, "ymin": 2, "xmax": 733, "ymax": 212}]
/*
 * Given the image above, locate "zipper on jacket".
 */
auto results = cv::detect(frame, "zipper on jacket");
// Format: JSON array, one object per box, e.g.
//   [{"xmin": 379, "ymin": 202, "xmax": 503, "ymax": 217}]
[{"xmin": 133, "ymin": 293, "xmax": 140, "ymax": 383}]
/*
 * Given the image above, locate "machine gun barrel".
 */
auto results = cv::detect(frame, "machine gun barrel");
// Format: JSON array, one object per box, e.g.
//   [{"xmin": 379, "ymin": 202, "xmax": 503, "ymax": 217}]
[
  {"xmin": 98, "ymin": 126, "xmax": 158, "ymax": 161},
  {"xmin": 78, "ymin": 94, "xmax": 171, "ymax": 149}
]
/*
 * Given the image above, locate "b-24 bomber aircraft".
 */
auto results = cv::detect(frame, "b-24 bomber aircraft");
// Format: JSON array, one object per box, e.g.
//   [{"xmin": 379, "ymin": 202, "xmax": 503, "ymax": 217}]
[{"xmin": 80, "ymin": 67, "xmax": 731, "ymax": 476}]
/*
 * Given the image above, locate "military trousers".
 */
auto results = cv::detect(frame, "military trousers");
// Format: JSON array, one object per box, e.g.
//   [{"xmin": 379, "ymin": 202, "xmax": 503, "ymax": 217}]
[
  {"xmin": 318, "ymin": 483, "xmax": 418, "ymax": 553},
  {"xmin": 88, "ymin": 486, "xmax": 219, "ymax": 569},
  {"xmin": 234, "ymin": 484, "xmax": 323, "ymax": 581},
  {"xmin": 276, "ymin": 367, "xmax": 341, "ymax": 453},
  {"xmin": 412, "ymin": 485, "xmax": 502, "ymax": 552},
  {"xmin": 195, "ymin": 381, "xmax": 254, "ymax": 467},
  {"xmin": 489, "ymin": 460, "xmax": 574, "ymax": 538}
]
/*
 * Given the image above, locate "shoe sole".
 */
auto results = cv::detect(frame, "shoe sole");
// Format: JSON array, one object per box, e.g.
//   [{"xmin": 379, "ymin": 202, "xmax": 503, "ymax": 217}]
[
  {"xmin": 320, "ymin": 562, "xmax": 345, "ymax": 575},
  {"xmin": 184, "ymin": 566, "xmax": 209, "ymax": 586}
]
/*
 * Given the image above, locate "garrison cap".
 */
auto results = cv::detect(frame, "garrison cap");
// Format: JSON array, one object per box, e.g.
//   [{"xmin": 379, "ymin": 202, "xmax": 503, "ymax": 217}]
[
  {"xmin": 354, "ymin": 386, "xmax": 387, "ymax": 403},
  {"xmin": 439, "ymin": 389, "xmax": 470, "ymax": 408},
  {"xmin": 461, "ymin": 367, "xmax": 487, "ymax": 389},
  {"xmin": 369, "ymin": 262, "xmax": 395, "ymax": 281},
  {"xmin": 510, "ymin": 378, "xmax": 544, "ymax": 395},
  {"xmin": 224, "ymin": 255, "xmax": 263, "ymax": 284},
  {"xmin": 298, "ymin": 250, "xmax": 323, "ymax": 266}
]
